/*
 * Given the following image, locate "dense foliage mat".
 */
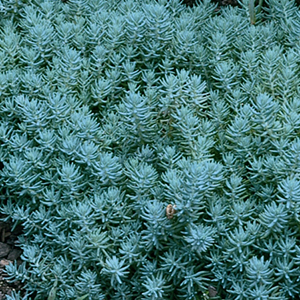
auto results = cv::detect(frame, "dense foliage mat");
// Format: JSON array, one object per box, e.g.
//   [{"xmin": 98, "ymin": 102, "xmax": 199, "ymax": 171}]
[{"xmin": 1, "ymin": 0, "xmax": 300, "ymax": 299}]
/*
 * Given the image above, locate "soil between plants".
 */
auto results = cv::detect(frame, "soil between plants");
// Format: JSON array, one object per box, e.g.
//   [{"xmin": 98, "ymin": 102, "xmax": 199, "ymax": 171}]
[{"xmin": 0, "ymin": 218, "xmax": 24, "ymax": 299}]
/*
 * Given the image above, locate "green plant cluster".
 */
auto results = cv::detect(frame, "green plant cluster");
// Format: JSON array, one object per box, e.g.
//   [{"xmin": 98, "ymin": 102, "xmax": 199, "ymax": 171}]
[{"xmin": 1, "ymin": 0, "xmax": 300, "ymax": 299}]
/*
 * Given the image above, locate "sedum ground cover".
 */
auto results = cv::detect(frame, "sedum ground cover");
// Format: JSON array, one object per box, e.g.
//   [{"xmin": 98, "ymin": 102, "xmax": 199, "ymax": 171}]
[{"xmin": 1, "ymin": 0, "xmax": 300, "ymax": 299}]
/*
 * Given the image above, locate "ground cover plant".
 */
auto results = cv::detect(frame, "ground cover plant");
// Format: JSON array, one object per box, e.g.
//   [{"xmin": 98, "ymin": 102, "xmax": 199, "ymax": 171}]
[{"xmin": 1, "ymin": 0, "xmax": 300, "ymax": 299}]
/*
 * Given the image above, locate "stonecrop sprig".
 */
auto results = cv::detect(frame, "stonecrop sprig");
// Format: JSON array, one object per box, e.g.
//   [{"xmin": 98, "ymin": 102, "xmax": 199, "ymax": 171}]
[{"xmin": 1, "ymin": 0, "xmax": 300, "ymax": 299}]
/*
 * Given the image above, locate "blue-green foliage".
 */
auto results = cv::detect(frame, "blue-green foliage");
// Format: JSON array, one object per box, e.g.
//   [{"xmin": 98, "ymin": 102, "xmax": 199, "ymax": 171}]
[{"xmin": 1, "ymin": 0, "xmax": 300, "ymax": 299}]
